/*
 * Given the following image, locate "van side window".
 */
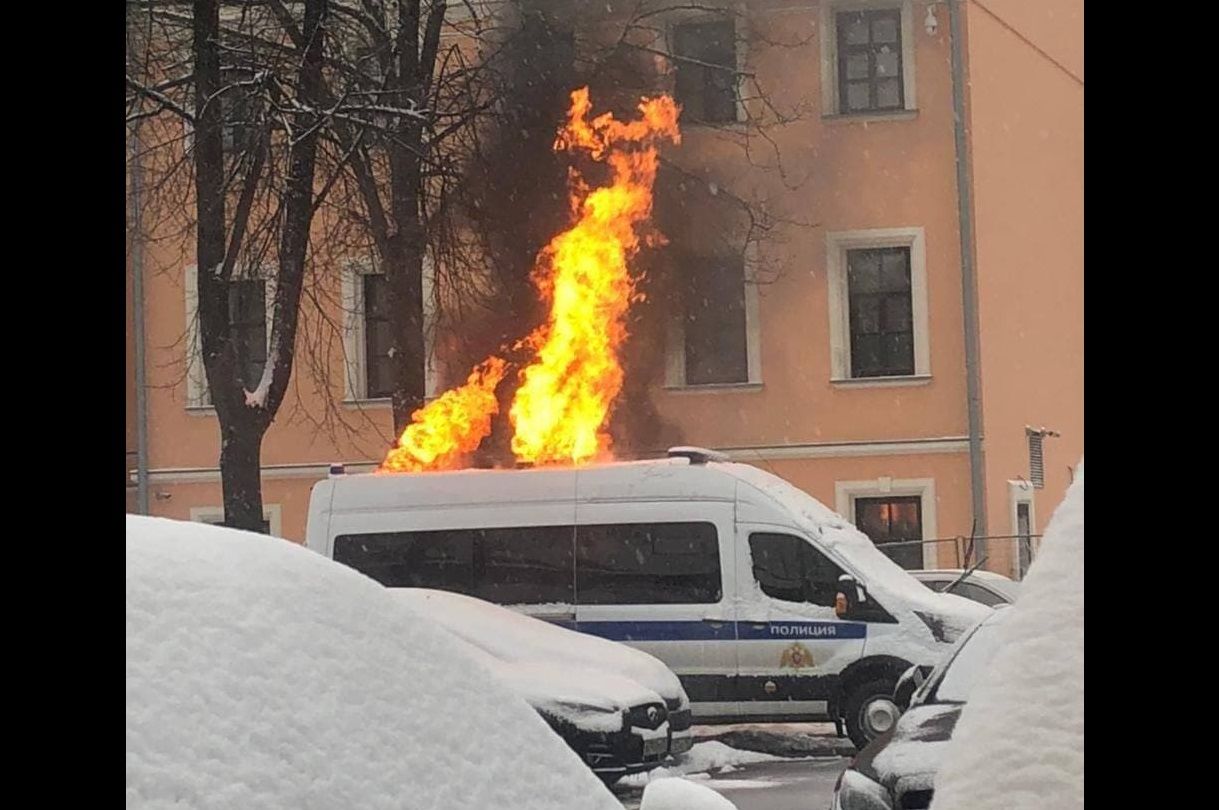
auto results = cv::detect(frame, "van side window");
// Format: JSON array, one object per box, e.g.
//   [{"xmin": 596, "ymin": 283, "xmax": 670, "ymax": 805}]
[
  {"xmin": 333, "ymin": 526, "xmax": 575, "ymax": 603},
  {"xmin": 335, "ymin": 531, "xmax": 476, "ymax": 594},
  {"xmin": 576, "ymin": 522, "xmax": 721, "ymax": 605},
  {"xmin": 478, "ymin": 526, "xmax": 575, "ymax": 604},
  {"xmin": 749, "ymin": 533, "xmax": 845, "ymax": 607}
]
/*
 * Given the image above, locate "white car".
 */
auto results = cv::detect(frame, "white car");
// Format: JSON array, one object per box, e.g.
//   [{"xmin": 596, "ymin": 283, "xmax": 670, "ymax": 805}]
[
  {"xmin": 126, "ymin": 516, "xmax": 719, "ymax": 810},
  {"xmin": 391, "ymin": 588, "xmax": 694, "ymax": 782},
  {"xmin": 910, "ymin": 569, "xmax": 1020, "ymax": 607}
]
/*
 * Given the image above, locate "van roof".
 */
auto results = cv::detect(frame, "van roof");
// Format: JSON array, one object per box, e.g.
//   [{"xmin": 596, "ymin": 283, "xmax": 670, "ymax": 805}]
[{"xmin": 322, "ymin": 456, "xmax": 744, "ymax": 511}]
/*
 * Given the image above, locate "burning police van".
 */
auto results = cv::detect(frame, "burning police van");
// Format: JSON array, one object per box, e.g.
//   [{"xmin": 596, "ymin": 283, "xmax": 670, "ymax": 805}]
[{"xmin": 306, "ymin": 447, "xmax": 989, "ymax": 749}]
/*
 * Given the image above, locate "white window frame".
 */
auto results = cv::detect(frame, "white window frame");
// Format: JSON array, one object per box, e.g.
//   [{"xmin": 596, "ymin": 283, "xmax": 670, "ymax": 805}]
[
  {"xmin": 189, "ymin": 503, "xmax": 283, "ymax": 537},
  {"xmin": 664, "ymin": 245, "xmax": 762, "ymax": 390},
  {"xmin": 340, "ymin": 258, "xmax": 438, "ymax": 405},
  {"xmin": 1008, "ymin": 479, "xmax": 1037, "ymax": 578},
  {"xmin": 667, "ymin": 7, "xmax": 748, "ymax": 126},
  {"xmin": 835, "ymin": 476, "xmax": 938, "ymax": 568},
  {"xmin": 184, "ymin": 263, "xmax": 276, "ymax": 410},
  {"xmin": 826, "ymin": 226, "xmax": 930, "ymax": 386},
  {"xmin": 820, "ymin": 0, "xmax": 918, "ymax": 118}
]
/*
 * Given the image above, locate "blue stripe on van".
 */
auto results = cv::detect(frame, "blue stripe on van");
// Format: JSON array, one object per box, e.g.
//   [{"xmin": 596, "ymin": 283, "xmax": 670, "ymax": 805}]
[
  {"xmin": 576, "ymin": 620, "xmax": 736, "ymax": 642},
  {"xmin": 562, "ymin": 620, "xmax": 867, "ymax": 642}
]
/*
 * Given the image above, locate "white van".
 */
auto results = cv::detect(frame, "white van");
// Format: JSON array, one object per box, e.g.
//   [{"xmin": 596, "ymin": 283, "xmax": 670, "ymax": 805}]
[{"xmin": 306, "ymin": 448, "xmax": 990, "ymax": 747}]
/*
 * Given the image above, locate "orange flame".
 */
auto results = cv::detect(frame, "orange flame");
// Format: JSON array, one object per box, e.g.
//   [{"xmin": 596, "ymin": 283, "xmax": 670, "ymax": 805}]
[
  {"xmin": 509, "ymin": 88, "xmax": 681, "ymax": 465},
  {"xmin": 379, "ymin": 357, "xmax": 506, "ymax": 472},
  {"xmin": 377, "ymin": 87, "xmax": 678, "ymax": 474}
]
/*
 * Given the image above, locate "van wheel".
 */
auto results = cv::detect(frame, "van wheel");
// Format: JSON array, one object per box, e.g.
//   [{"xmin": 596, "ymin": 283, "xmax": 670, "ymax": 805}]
[{"xmin": 843, "ymin": 677, "xmax": 901, "ymax": 750}]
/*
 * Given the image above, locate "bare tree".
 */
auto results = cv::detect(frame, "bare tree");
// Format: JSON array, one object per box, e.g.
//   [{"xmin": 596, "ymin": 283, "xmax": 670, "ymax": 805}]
[{"xmin": 127, "ymin": 0, "xmax": 332, "ymax": 531}]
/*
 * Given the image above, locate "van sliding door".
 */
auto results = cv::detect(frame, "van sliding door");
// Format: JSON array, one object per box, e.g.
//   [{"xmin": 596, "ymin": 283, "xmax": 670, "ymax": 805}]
[{"xmin": 572, "ymin": 500, "xmax": 738, "ymax": 720}]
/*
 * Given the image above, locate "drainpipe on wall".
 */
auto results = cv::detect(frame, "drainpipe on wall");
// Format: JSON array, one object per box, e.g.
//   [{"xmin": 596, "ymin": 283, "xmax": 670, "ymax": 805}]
[
  {"xmin": 131, "ymin": 126, "xmax": 150, "ymax": 515},
  {"xmin": 948, "ymin": 0, "xmax": 988, "ymax": 548}
]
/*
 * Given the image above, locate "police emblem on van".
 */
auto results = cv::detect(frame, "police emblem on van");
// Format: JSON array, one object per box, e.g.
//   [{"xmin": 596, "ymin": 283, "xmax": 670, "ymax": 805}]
[{"xmin": 780, "ymin": 642, "xmax": 814, "ymax": 669}]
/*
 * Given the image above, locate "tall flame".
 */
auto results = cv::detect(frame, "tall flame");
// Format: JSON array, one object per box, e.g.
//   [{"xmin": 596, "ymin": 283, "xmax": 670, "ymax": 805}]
[
  {"xmin": 509, "ymin": 88, "xmax": 681, "ymax": 465},
  {"xmin": 377, "ymin": 88, "xmax": 679, "ymax": 474},
  {"xmin": 379, "ymin": 357, "xmax": 506, "ymax": 472}
]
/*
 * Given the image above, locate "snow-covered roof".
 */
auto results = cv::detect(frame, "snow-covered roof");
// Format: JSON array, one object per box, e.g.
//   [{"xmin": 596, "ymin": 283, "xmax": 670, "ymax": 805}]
[
  {"xmin": 929, "ymin": 461, "xmax": 1084, "ymax": 810},
  {"xmin": 126, "ymin": 516, "xmax": 622, "ymax": 810}
]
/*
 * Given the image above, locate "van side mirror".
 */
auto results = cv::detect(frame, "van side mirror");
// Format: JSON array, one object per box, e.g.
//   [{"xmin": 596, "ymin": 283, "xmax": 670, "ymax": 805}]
[{"xmin": 835, "ymin": 574, "xmax": 868, "ymax": 619}]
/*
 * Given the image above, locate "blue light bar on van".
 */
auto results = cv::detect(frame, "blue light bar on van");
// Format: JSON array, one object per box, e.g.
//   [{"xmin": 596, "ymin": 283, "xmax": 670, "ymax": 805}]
[{"xmin": 328, "ymin": 463, "xmax": 345, "ymax": 477}]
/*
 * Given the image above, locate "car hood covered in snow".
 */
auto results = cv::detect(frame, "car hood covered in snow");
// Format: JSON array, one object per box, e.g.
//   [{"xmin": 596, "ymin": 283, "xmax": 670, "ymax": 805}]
[
  {"xmin": 126, "ymin": 516, "xmax": 622, "ymax": 810},
  {"xmin": 391, "ymin": 588, "xmax": 687, "ymax": 721},
  {"xmin": 853, "ymin": 703, "xmax": 960, "ymax": 795},
  {"xmin": 929, "ymin": 461, "xmax": 1084, "ymax": 810}
]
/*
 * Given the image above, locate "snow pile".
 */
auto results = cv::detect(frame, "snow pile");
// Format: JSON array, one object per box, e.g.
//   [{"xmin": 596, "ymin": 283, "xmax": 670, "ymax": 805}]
[
  {"xmin": 639, "ymin": 777, "xmax": 739, "ymax": 810},
  {"xmin": 620, "ymin": 741, "xmax": 783, "ymax": 787},
  {"xmin": 126, "ymin": 516, "xmax": 621, "ymax": 810},
  {"xmin": 930, "ymin": 461, "xmax": 1084, "ymax": 810},
  {"xmin": 873, "ymin": 739, "xmax": 949, "ymax": 780}
]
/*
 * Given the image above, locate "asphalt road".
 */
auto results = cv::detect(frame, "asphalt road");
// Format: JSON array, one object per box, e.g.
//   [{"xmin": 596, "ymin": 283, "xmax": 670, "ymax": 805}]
[{"xmin": 615, "ymin": 757, "xmax": 850, "ymax": 810}]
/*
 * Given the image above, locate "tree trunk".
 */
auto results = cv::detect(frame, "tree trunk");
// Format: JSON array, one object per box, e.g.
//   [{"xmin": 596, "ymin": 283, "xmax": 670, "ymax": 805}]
[
  {"xmin": 219, "ymin": 423, "xmax": 266, "ymax": 532},
  {"xmin": 385, "ymin": 228, "xmax": 427, "ymax": 433},
  {"xmin": 189, "ymin": 0, "xmax": 327, "ymax": 531}
]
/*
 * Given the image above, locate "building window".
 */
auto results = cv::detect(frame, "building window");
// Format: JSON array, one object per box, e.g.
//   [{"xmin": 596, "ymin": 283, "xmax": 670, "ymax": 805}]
[
  {"xmin": 826, "ymin": 228, "xmax": 929, "ymax": 383},
  {"xmin": 854, "ymin": 495, "xmax": 924, "ymax": 569},
  {"xmin": 228, "ymin": 278, "xmax": 268, "ymax": 391},
  {"xmin": 342, "ymin": 262, "xmax": 438, "ymax": 403},
  {"xmin": 836, "ymin": 9, "xmax": 904, "ymax": 114},
  {"xmin": 847, "ymin": 247, "xmax": 914, "ymax": 378},
  {"xmin": 1016, "ymin": 501, "xmax": 1033, "ymax": 578},
  {"xmin": 221, "ymin": 88, "xmax": 256, "ymax": 154},
  {"xmin": 184, "ymin": 265, "xmax": 272, "ymax": 409},
  {"xmin": 820, "ymin": 2, "xmax": 917, "ymax": 117},
  {"xmin": 672, "ymin": 19, "xmax": 738, "ymax": 124},
  {"xmin": 1008, "ymin": 478, "xmax": 1037, "ymax": 579},
  {"xmin": 683, "ymin": 254, "xmax": 749, "ymax": 385},
  {"xmin": 362, "ymin": 274, "xmax": 394, "ymax": 399}
]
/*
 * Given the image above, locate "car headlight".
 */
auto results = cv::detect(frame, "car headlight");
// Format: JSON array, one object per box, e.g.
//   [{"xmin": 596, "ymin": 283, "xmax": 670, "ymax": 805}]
[{"xmin": 835, "ymin": 769, "xmax": 893, "ymax": 810}]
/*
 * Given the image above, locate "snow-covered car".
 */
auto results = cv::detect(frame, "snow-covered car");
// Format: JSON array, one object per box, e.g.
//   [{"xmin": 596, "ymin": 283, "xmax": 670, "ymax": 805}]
[
  {"xmin": 830, "ymin": 608, "xmax": 1009, "ymax": 810},
  {"xmin": 929, "ymin": 462, "xmax": 1083, "ymax": 810},
  {"xmin": 390, "ymin": 588, "xmax": 693, "ymax": 782},
  {"xmin": 910, "ymin": 569, "xmax": 1020, "ymax": 607},
  {"xmin": 126, "ymin": 515, "xmax": 629, "ymax": 810}
]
